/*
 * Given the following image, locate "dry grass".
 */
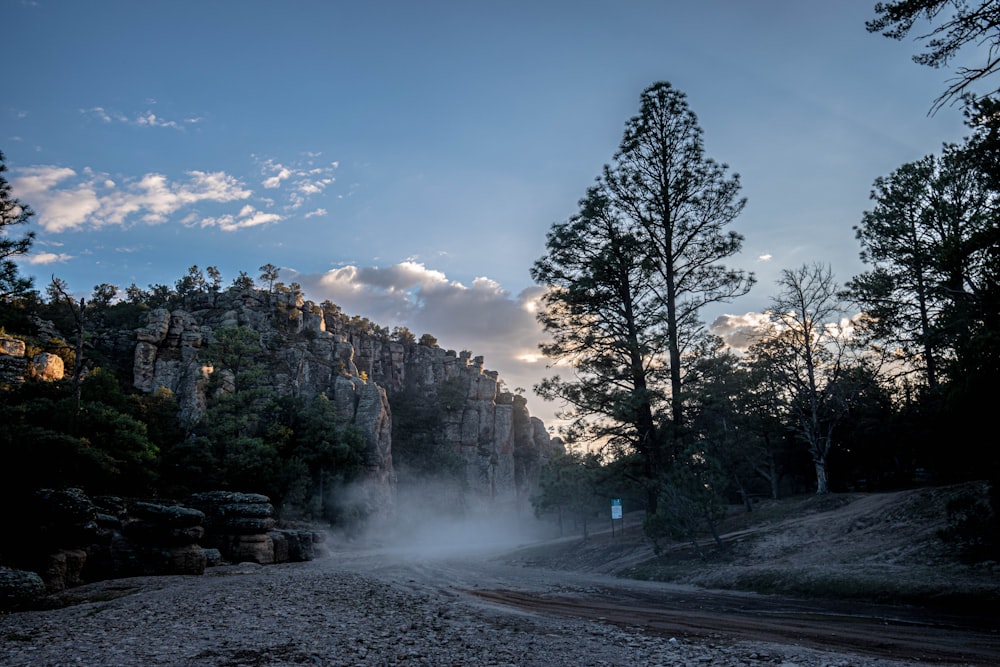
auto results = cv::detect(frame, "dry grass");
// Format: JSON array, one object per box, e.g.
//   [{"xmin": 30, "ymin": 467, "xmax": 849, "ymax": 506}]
[{"xmin": 508, "ymin": 483, "xmax": 1000, "ymax": 608}]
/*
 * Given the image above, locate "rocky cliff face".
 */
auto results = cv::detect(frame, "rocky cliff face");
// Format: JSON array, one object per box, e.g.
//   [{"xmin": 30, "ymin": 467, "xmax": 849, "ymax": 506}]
[
  {"xmin": 130, "ymin": 287, "xmax": 393, "ymax": 512},
  {"xmin": 128, "ymin": 286, "xmax": 559, "ymax": 516},
  {"xmin": 327, "ymin": 314, "xmax": 562, "ymax": 514}
]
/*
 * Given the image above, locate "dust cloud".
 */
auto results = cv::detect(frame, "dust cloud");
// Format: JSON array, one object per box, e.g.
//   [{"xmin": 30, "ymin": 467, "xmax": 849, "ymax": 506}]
[{"xmin": 324, "ymin": 478, "xmax": 560, "ymax": 563}]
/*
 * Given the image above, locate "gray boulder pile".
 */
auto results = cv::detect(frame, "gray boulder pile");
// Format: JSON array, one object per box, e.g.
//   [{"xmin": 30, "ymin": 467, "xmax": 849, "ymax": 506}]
[
  {"xmin": 0, "ymin": 487, "xmax": 326, "ymax": 609},
  {"xmin": 188, "ymin": 491, "xmax": 324, "ymax": 565}
]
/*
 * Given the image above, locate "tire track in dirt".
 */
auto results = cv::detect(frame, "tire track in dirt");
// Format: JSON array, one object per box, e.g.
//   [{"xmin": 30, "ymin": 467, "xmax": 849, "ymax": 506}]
[{"xmin": 470, "ymin": 587, "xmax": 1000, "ymax": 665}]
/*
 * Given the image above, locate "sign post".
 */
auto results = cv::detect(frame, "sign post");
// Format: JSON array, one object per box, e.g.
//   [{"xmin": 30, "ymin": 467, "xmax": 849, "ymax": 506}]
[{"xmin": 610, "ymin": 498, "xmax": 622, "ymax": 537}]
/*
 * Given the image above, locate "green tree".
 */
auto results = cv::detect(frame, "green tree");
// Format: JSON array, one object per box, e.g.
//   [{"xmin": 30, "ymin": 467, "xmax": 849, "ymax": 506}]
[
  {"xmin": 734, "ymin": 352, "xmax": 799, "ymax": 500},
  {"xmin": 124, "ymin": 283, "xmax": 149, "ymax": 305},
  {"xmin": 0, "ymin": 150, "xmax": 35, "ymax": 301},
  {"xmin": 146, "ymin": 283, "xmax": 175, "ymax": 309},
  {"xmin": 532, "ymin": 450, "xmax": 606, "ymax": 538},
  {"xmin": 284, "ymin": 393, "xmax": 366, "ymax": 519},
  {"xmin": 232, "ymin": 271, "xmax": 256, "ymax": 291},
  {"xmin": 850, "ymin": 142, "xmax": 999, "ymax": 394},
  {"xmin": 206, "ymin": 265, "xmax": 223, "ymax": 292},
  {"xmin": 532, "ymin": 185, "xmax": 666, "ymax": 507},
  {"xmin": 602, "ymin": 82, "xmax": 753, "ymax": 445},
  {"xmin": 391, "ymin": 326, "xmax": 416, "ymax": 346},
  {"xmin": 195, "ymin": 326, "xmax": 281, "ymax": 496},
  {"xmin": 684, "ymin": 346, "xmax": 767, "ymax": 509},
  {"xmin": 867, "ymin": 0, "xmax": 1000, "ymax": 112},
  {"xmin": 0, "ymin": 370, "xmax": 160, "ymax": 498},
  {"xmin": 390, "ymin": 378, "xmax": 467, "ymax": 485},
  {"xmin": 644, "ymin": 445, "xmax": 729, "ymax": 557},
  {"xmin": 175, "ymin": 265, "xmax": 206, "ymax": 303},
  {"xmin": 259, "ymin": 263, "xmax": 280, "ymax": 293}
]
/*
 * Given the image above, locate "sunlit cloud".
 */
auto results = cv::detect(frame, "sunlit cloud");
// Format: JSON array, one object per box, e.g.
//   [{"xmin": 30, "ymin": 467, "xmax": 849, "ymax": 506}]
[
  {"xmin": 292, "ymin": 261, "xmax": 551, "ymax": 405},
  {"xmin": 709, "ymin": 311, "xmax": 771, "ymax": 350},
  {"xmin": 23, "ymin": 251, "xmax": 73, "ymax": 265},
  {"xmin": 758, "ymin": 253, "xmax": 772, "ymax": 262},
  {"xmin": 11, "ymin": 165, "xmax": 251, "ymax": 232},
  {"xmin": 201, "ymin": 204, "xmax": 283, "ymax": 232}
]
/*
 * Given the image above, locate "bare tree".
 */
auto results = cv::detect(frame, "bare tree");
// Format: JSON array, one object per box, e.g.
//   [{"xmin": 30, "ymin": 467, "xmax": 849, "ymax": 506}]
[
  {"xmin": 48, "ymin": 277, "xmax": 87, "ymax": 414},
  {"xmin": 747, "ymin": 264, "xmax": 866, "ymax": 494}
]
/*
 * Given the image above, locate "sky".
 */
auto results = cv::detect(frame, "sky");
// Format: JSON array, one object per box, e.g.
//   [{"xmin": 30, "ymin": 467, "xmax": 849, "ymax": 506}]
[{"xmin": 4, "ymin": 1, "xmax": 973, "ymax": 429}]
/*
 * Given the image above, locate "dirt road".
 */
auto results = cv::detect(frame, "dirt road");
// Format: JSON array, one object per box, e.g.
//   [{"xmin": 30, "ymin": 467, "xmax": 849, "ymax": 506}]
[
  {"xmin": 4, "ymin": 538, "xmax": 997, "ymax": 666},
  {"xmin": 472, "ymin": 584, "xmax": 1000, "ymax": 664},
  {"xmin": 333, "ymin": 541, "xmax": 1000, "ymax": 665}
]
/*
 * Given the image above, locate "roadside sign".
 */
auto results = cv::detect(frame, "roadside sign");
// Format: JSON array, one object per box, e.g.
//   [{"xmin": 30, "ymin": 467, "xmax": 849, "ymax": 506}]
[{"xmin": 611, "ymin": 498, "xmax": 622, "ymax": 520}]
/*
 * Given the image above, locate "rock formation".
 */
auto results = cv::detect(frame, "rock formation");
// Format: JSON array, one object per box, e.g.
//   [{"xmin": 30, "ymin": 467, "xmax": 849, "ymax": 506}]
[
  {"xmin": 1, "ymin": 487, "xmax": 325, "ymax": 605},
  {"xmin": 0, "ymin": 335, "xmax": 65, "ymax": 385},
  {"xmin": 0, "ymin": 335, "xmax": 28, "ymax": 386},
  {"xmin": 128, "ymin": 287, "xmax": 395, "ymax": 514},
  {"xmin": 126, "ymin": 285, "xmax": 560, "ymax": 516}
]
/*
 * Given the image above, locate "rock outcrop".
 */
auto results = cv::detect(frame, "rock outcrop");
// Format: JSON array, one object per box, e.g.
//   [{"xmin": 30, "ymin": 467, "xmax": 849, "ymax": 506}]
[
  {"xmin": 3, "ymin": 487, "xmax": 324, "ymax": 604},
  {"xmin": 0, "ymin": 335, "xmax": 28, "ymax": 386},
  {"xmin": 126, "ymin": 285, "xmax": 559, "ymax": 516},
  {"xmin": 0, "ymin": 335, "xmax": 65, "ymax": 385},
  {"xmin": 332, "ymin": 330, "xmax": 563, "ymax": 514},
  {"xmin": 129, "ymin": 288, "xmax": 395, "ymax": 512}
]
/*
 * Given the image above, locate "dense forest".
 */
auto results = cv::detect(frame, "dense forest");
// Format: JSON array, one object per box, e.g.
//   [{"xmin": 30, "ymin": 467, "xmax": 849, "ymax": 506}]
[{"xmin": 1, "ymin": 1, "xmax": 997, "ymax": 560}]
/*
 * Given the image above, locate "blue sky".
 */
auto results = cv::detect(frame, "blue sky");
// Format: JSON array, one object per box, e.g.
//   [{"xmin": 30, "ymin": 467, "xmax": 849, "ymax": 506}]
[{"xmin": 5, "ymin": 1, "xmax": 971, "ymax": 426}]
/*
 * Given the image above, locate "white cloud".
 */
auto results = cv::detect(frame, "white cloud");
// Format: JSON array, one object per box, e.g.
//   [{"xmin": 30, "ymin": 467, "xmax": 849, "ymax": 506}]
[
  {"xmin": 10, "ymin": 165, "xmax": 252, "ymax": 232},
  {"xmin": 262, "ymin": 165, "xmax": 292, "ymax": 188},
  {"xmin": 23, "ymin": 251, "xmax": 73, "ymax": 265},
  {"xmin": 83, "ymin": 106, "xmax": 126, "ymax": 124},
  {"xmin": 81, "ymin": 106, "xmax": 198, "ymax": 129},
  {"xmin": 758, "ymin": 253, "xmax": 773, "ymax": 262},
  {"xmin": 709, "ymin": 311, "xmax": 771, "ymax": 350},
  {"xmin": 256, "ymin": 155, "xmax": 339, "ymax": 210},
  {"xmin": 201, "ymin": 205, "xmax": 283, "ymax": 232},
  {"xmin": 11, "ymin": 166, "xmax": 101, "ymax": 233},
  {"xmin": 304, "ymin": 208, "xmax": 327, "ymax": 218},
  {"xmin": 135, "ymin": 112, "xmax": 178, "ymax": 129},
  {"xmin": 293, "ymin": 261, "xmax": 555, "ymax": 419}
]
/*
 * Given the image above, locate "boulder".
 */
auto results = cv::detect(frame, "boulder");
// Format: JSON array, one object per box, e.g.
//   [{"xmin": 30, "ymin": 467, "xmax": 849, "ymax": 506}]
[
  {"xmin": 42, "ymin": 549, "xmax": 87, "ymax": 592},
  {"xmin": 0, "ymin": 568, "xmax": 45, "ymax": 609},
  {"xmin": 31, "ymin": 352, "xmax": 64, "ymax": 381},
  {"xmin": 0, "ymin": 336, "xmax": 26, "ymax": 357},
  {"xmin": 225, "ymin": 534, "xmax": 274, "ymax": 565}
]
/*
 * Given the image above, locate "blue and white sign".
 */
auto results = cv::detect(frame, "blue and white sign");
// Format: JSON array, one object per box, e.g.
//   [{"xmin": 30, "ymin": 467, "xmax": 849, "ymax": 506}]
[{"xmin": 611, "ymin": 498, "xmax": 622, "ymax": 520}]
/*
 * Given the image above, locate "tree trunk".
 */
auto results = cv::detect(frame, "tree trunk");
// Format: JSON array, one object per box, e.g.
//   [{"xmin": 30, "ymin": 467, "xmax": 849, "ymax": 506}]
[{"xmin": 814, "ymin": 458, "xmax": 829, "ymax": 495}]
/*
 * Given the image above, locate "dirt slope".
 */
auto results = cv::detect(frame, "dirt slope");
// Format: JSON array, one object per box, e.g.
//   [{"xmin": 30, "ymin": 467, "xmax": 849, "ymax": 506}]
[{"xmin": 506, "ymin": 483, "xmax": 1000, "ymax": 607}]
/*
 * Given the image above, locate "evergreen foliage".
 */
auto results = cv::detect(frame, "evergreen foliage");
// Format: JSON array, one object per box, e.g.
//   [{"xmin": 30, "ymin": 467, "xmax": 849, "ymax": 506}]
[
  {"xmin": 0, "ymin": 151, "xmax": 35, "ymax": 302},
  {"xmin": 530, "ymin": 72, "xmax": 997, "ymax": 555}
]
